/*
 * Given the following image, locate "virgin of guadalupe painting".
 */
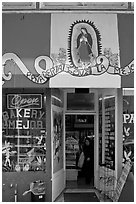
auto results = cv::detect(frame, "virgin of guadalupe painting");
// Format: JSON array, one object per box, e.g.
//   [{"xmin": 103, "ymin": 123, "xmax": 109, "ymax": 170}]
[
  {"xmin": 76, "ymin": 27, "xmax": 93, "ymax": 63},
  {"xmin": 68, "ymin": 20, "xmax": 102, "ymax": 68}
]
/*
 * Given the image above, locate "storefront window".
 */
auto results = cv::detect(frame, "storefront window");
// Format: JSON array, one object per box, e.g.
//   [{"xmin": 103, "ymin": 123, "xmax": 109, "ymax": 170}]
[
  {"xmin": 2, "ymin": 89, "xmax": 46, "ymax": 172},
  {"xmin": 123, "ymin": 95, "xmax": 134, "ymax": 166}
]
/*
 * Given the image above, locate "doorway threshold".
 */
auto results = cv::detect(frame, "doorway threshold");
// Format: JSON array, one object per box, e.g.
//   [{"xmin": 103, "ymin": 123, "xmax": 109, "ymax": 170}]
[
  {"xmin": 65, "ymin": 188, "xmax": 95, "ymax": 193},
  {"xmin": 64, "ymin": 189, "xmax": 100, "ymax": 202},
  {"xmin": 66, "ymin": 180, "xmax": 94, "ymax": 189}
]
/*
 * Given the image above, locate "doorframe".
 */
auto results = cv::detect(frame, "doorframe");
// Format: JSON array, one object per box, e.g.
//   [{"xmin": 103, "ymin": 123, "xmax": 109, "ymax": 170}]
[{"xmin": 63, "ymin": 88, "xmax": 99, "ymax": 188}]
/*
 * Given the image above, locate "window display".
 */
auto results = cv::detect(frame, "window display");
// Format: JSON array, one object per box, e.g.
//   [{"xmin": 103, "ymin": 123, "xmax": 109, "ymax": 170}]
[
  {"xmin": 104, "ymin": 95, "xmax": 115, "ymax": 170},
  {"xmin": 66, "ymin": 131, "xmax": 79, "ymax": 169},
  {"xmin": 123, "ymin": 95, "xmax": 134, "ymax": 169},
  {"xmin": 2, "ymin": 91, "xmax": 46, "ymax": 172}
]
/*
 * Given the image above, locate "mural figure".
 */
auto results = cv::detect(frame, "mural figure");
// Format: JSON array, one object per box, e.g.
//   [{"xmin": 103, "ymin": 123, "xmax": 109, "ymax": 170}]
[{"xmin": 76, "ymin": 27, "xmax": 93, "ymax": 63}]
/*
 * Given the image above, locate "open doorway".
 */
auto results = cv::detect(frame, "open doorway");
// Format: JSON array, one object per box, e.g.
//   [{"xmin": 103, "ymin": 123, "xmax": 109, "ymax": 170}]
[{"xmin": 65, "ymin": 114, "xmax": 95, "ymax": 189}]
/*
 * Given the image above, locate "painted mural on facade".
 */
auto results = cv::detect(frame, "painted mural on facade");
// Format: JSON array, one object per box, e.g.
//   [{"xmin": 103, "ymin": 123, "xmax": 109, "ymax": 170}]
[{"xmin": 2, "ymin": 14, "xmax": 134, "ymax": 86}]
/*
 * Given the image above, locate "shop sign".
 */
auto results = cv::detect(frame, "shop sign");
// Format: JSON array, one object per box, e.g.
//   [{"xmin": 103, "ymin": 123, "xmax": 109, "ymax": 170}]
[{"xmin": 7, "ymin": 94, "xmax": 42, "ymax": 109}]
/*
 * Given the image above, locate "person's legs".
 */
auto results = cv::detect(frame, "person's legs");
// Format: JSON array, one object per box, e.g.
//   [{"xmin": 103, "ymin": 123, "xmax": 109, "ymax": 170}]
[{"xmin": 85, "ymin": 163, "xmax": 91, "ymax": 184}]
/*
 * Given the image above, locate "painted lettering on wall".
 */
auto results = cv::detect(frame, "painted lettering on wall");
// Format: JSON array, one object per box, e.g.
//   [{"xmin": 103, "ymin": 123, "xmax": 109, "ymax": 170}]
[
  {"xmin": 2, "ymin": 53, "xmax": 134, "ymax": 85},
  {"xmin": 123, "ymin": 113, "xmax": 134, "ymax": 142},
  {"xmin": 2, "ymin": 109, "xmax": 45, "ymax": 130},
  {"xmin": 123, "ymin": 114, "xmax": 134, "ymax": 124}
]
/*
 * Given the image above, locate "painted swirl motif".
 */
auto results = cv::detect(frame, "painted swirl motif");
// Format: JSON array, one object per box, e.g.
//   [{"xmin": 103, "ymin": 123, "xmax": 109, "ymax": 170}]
[
  {"xmin": 2, "ymin": 52, "xmax": 134, "ymax": 85},
  {"xmin": 2, "ymin": 53, "xmax": 50, "ymax": 85}
]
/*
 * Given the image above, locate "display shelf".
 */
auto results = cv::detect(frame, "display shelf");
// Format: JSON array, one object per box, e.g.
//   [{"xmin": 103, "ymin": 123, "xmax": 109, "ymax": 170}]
[
  {"xmin": 104, "ymin": 96, "xmax": 115, "ymax": 170},
  {"xmin": 65, "ymin": 131, "xmax": 79, "ymax": 169}
]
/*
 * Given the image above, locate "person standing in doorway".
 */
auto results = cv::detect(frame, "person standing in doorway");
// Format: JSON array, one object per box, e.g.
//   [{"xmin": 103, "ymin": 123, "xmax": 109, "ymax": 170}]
[{"xmin": 82, "ymin": 137, "xmax": 94, "ymax": 185}]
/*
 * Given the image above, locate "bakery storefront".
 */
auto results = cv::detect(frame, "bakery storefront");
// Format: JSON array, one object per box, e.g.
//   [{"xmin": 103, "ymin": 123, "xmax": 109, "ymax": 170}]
[{"xmin": 2, "ymin": 12, "xmax": 134, "ymax": 202}]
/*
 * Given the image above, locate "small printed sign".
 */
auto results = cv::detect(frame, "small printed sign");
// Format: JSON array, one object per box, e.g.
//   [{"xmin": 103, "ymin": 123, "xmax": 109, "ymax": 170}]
[{"xmin": 7, "ymin": 94, "xmax": 42, "ymax": 109}]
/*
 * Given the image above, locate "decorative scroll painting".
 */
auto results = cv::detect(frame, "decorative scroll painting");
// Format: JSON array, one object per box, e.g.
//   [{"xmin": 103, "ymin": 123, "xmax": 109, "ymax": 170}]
[{"xmin": 2, "ymin": 14, "xmax": 134, "ymax": 86}]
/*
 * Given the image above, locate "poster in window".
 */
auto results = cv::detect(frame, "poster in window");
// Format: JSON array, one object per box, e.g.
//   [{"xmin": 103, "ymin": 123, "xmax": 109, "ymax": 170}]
[{"xmin": 53, "ymin": 110, "xmax": 63, "ymax": 173}]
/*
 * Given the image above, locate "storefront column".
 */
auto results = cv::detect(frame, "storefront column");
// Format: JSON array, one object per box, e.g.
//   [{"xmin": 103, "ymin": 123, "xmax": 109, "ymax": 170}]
[
  {"xmin": 45, "ymin": 88, "xmax": 52, "ymax": 202},
  {"xmin": 115, "ymin": 88, "xmax": 123, "ymax": 179}
]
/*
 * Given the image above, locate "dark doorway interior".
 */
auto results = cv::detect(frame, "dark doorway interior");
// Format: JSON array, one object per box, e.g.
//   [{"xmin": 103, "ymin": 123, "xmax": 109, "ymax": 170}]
[{"xmin": 65, "ymin": 115, "xmax": 94, "ymax": 188}]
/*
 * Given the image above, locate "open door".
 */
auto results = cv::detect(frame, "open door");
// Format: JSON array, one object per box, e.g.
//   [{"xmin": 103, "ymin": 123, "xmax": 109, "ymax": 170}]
[
  {"xmin": 65, "ymin": 114, "xmax": 95, "ymax": 188},
  {"xmin": 98, "ymin": 88, "xmax": 123, "ymax": 196}
]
